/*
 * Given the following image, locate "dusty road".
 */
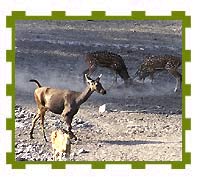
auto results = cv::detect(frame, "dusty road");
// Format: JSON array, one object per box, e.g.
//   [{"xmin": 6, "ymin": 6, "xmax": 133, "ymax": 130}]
[{"xmin": 15, "ymin": 20, "xmax": 182, "ymax": 161}]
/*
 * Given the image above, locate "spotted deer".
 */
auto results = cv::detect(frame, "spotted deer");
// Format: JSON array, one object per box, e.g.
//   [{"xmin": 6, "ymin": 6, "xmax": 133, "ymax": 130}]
[
  {"xmin": 83, "ymin": 51, "xmax": 132, "ymax": 87},
  {"xmin": 135, "ymin": 55, "xmax": 182, "ymax": 92},
  {"xmin": 29, "ymin": 74, "xmax": 106, "ymax": 142}
]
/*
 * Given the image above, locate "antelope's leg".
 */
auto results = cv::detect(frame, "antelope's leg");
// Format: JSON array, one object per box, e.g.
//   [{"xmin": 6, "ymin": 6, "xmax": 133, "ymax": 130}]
[{"xmin": 30, "ymin": 113, "xmax": 40, "ymax": 139}]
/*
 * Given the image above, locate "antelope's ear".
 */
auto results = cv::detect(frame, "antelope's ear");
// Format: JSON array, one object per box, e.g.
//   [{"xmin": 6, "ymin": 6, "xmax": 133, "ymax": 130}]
[{"xmin": 96, "ymin": 74, "xmax": 102, "ymax": 82}]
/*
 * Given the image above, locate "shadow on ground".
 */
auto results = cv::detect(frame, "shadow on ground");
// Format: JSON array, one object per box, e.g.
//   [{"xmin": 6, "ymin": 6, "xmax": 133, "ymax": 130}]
[{"xmin": 100, "ymin": 140, "xmax": 164, "ymax": 146}]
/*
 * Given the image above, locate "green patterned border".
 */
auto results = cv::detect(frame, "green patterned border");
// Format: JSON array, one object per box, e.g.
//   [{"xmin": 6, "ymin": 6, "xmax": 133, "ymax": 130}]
[{"xmin": 6, "ymin": 11, "xmax": 191, "ymax": 169}]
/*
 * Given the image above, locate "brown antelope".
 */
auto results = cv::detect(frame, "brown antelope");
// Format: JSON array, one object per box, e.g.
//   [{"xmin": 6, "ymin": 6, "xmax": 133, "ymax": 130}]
[
  {"xmin": 29, "ymin": 74, "xmax": 106, "ymax": 142},
  {"xmin": 51, "ymin": 129, "xmax": 71, "ymax": 161},
  {"xmin": 83, "ymin": 51, "xmax": 132, "ymax": 87},
  {"xmin": 134, "ymin": 55, "xmax": 182, "ymax": 92}
]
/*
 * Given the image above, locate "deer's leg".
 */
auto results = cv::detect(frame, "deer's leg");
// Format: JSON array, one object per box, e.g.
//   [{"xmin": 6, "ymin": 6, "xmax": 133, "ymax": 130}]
[
  {"xmin": 31, "ymin": 107, "xmax": 47, "ymax": 141},
  {"xmin": 30, "ymin": 112, "xmax": 40, "ymax": 139},
  {"xmin": 39, "ymin": 109, "xmax": 48, "ymax": 142},
  {"xmin": 61, "ymin": 109, "xmax": 77, "ymax": 140},
  {"xmin": 142, "ymin": 77, "xmax": 145, "ymax": 84},
  {"xmin": 167, "ymin": 69, "xmax": 182, "ymax": 92},
  {"xmin": 66, "ymin": 117, "xmax": 77, "ymax": 140},
  {"xmin": 111, "ymin": 71, "xmax": 118, "ymax": 87},
  {"xmin": 149, "ymin": 73, "xmax": 154, "ymax": 84},
  {"xmin": 114, "ymin": 71, "xmax": 117, "ymax": 84}
]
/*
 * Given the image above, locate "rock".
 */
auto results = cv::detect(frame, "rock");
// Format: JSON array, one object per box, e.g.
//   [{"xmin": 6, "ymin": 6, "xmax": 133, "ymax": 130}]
[
  {"xmin": 25, "ymin": 154, "xmax": 32, "ymax": 159},
  {"xmin": 15, "ymin": 105, "xmax": 22, "ymax": 112},
  {"xmin": 18, "ymin": 113, "xmax": 26, "ymax": 118},
  {"xmin": 77, "ymin": 148, "xmax": 89, "ymax": 154},
  {"xmin": 96, "ymin": 129, "xmax": 101, "ymax": 133},
  {"xmin": 16, "ymin": 157, "xmax": 28, "ymax": 161},
  {"xmin": 15, "ymin": 118, "xmax": 22, "ymax": 122},
  {"xmin": 26, "ymin": 145, "xmax": 32, "ymax": 152},
  {"xmin": 76, "ymin": 124, "xmax": 84, "ymax": 128},
  {"xmin": 97, "ymin": 143, "xmax": 103, "ymax": 147},
  {"xmin": 42, "ymin": 157, "xmax": 48, "ymax": 161},
  {"xmin": 176, "ymin": 109, "xmax": 181, "ymax": 114},
  {"xmin": 99, "ymin": 104, "xmax": 107, "ymax": 113},
  {"xmin": 170, "ymin": 111, "xmax": 175, "ymax": 114},
  {"xmin": 76, "ymin": 118, "xmax": 84, "ymax": 124},
  {"xmin": 27, "ymin": 113, "xmax": 35, "ymax": 118},
  {"xmin": 15, "ymin": 122, "xmax": 24, "ymax": 128},
  {"xmin": 70, "ymin": 152, "xmax": 77, "ymax": 161},
  {"xmin": 16, "ymin": 148, "xmax": 24, "ymax": 154},
  {"xmin": 39, "ymin": 150, "xmax": 44, "ymax": 155}
]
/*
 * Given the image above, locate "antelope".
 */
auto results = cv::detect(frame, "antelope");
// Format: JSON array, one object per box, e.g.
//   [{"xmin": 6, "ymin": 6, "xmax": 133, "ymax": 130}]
[
  {"xmin": 134, "ymin": 55, "xmax": 182, "ymax": 92},
  {"xmin": 51, "ymin": 129, "xmax": 71, "ymax": 161},
  {"xmin": 83, "ymin": 51, "xmax": 132, "ymax": 87},
  {"xmin": 29, "ymin": 74, "xmax": 106, "ymax": 142}
]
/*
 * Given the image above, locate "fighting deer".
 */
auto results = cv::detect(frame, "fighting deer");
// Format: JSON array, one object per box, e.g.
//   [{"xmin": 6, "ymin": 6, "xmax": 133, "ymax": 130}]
[
  {"xmin": 83, "ymin": 51, "xmax": 132, "ymax": 87},
  {"xmin": 51, "ymin": 129, "xmax": 71, "ymax": 161},
  {"xmin": 29, "ymin": 74, "xmax": 106, "ymax": 142},
  {"xmin": 134, "ymin": 55, "xmax": 182, "ymax": 92}
]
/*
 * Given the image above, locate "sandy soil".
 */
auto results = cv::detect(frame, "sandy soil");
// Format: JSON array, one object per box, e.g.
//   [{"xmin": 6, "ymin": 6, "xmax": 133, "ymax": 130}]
[{"xmin": 15, "ymin": 20, "xmax": 182, "ymax": 161}]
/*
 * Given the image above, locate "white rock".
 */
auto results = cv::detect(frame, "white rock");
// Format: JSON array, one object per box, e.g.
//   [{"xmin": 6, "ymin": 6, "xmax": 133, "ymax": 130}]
[
  {"xmin": 77, "ymin": 148, "xmax": 89, "ymax": 154},
  {"xmin": 15, "ymin": 122, "xmax": 24, "ymax": 128},
  {"xmin": 76, "ymin": 118, "xmax": 84, "ymax": 124},
  {"xmin": 99, "ymin": 104, "xmax": 107, "ymax": 113}
]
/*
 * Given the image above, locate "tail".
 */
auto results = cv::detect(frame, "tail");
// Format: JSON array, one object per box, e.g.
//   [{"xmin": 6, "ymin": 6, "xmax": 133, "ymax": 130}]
[{"xmin": 29, "ymin": 79, "xmax": 42, "ymax": 88}]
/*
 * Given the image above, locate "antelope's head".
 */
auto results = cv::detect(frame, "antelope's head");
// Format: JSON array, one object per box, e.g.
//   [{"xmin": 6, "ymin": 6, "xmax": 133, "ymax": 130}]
[{"xmin": 85, "ymin": 74, "xmax": 106, "ymax": 95}]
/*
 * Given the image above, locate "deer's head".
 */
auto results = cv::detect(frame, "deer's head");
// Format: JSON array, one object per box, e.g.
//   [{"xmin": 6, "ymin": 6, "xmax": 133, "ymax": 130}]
[
  {"xmin": 134, "ymin": 66, "xmax": 150, "ymax": 81},
  {"xmin": 85, "ymin": 74, "xmax": 106, "ymax": 95}
]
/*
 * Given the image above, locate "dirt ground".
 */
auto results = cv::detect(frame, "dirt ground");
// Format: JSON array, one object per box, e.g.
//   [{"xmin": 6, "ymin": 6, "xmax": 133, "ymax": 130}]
[{"xmin": 15, "ymin": 20, "xmax": 182, "ymax": 161}]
